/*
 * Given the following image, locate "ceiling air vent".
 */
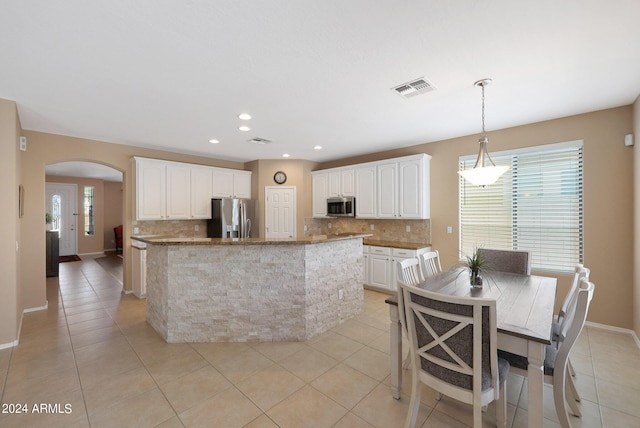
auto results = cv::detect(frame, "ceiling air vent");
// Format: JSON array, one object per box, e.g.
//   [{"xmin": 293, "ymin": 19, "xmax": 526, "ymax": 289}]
[
  {"xmin": 392, "ymin": 77, "xmax": 435, "ymax": 99},
  {"xmin": 248, "ymin": 137, "xmax": 272, "ymax": 145}
]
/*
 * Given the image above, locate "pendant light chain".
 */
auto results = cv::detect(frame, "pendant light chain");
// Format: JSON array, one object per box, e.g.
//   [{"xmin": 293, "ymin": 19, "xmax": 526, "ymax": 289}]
[{"xmin": 481, "ymin": 81, "xmax": 486, "ymax": 137}]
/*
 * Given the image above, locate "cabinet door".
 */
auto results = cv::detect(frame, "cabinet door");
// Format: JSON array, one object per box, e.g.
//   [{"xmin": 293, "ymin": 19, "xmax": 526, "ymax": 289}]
[
  {"xmin": 212, "ymin": 169, "xmax": 235, "ymax": 198},
  {"xmin": 398, "ymin": 157, "xmax": 429, "ymax": 219},
  {"xmin": 341, "ymin": 168, "xmax": 355, "ymax": 196},
  {"xmin": 355, "ymin": 166, "xmax": 376, "ymax": 218},
  {"xmin": 136, "ymin": 159, "xmax": 166, "ymax": 220},
  {"xmin": 328, "ymin": 171, "xmax": 341, "ymax": 197},
  {"xmin": 312, "ymin": 172, "xmax": 328, "ymax": 217},
  {"xmin": 377, "ymin": 162, "xmax": 397, "ymax": 218},
  {"xmin": 166, "ymin": 164, "xmax": 191, "ymax": 219},
  {"xmin": 362, "ymin": 252, "xmax": 369, "ymax": 285},
  {"xmin": 191, "ymin": 166, "xmax": 213, "ymax": 219},
  {"xmin": 369, "ymin": 254, "xmax": 392, "ymax": 290},
  {"xmin": 233, "ymin": 171, "xmax": 252, "ymax": 199}
]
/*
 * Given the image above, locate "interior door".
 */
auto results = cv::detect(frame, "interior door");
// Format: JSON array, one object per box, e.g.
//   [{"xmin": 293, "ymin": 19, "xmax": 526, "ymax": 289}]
[
  {"xmin": 265, "ymin": 186, "xmax": 296, "ymax": 238},
  {"xmin": 46, "ymin": 183, "xmax": 78, "ymax": 256}
]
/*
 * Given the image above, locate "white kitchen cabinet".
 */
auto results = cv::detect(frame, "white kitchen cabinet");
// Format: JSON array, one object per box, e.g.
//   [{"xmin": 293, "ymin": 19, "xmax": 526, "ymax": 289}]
[
  {"xmin": 363, "ymin": 244, "xmax": 431, "ymax": 292},
  {"xmin": 233, "ymin": 171, "xmax": 252, "ymax": 199},
  {"xmin": 328, "ymin": 168, "xmax": 355, "ymax": 197},
  {"xmin": 131, "ymin": 241, "xmax": 147, "ymax": 299},
  {"xmin": 311, "ymin": 153, "xmax": 430, "ymax": 220},
  {"xmin": 212, "ymin": 168, "xmax": 252, "ymax": 199},
  {"xmin": 312, "ymin": 172, "xmax": 329, "ymax": 217},
  {"xmin": 362, "ymin": 245, "xmax": 370, "ymax": 285},
  {"xmin": 369, "ymin": 246, "xmax": 392, "ymax": 290},
  {"xmin": 135, "ymin": 158, "xmax": 166, "ymax": 220},
  {"xmin": 166, "ymin": 163, "xmax": 191, "ymax": 219},
  {"xmin": 135, "ymin": 157, "xmax": 251, "ymax": 220},
  {"xmin": 355, "ymin": 165, "xmax": 376, "ymax": 218},
  {"xmin": 377, "ymin": 162, "xmax": 398, "ymax": 218},
  {"xmin": 398, "ymin": 155, "xmax": 430, "ymax": 219},
  {"xmin": 190, "ymin": 166, "xmax": 213, "ymax": 218}
]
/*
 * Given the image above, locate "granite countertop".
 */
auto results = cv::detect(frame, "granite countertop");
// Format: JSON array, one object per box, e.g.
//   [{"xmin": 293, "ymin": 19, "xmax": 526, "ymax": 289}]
[
  {"xmin": 132, "ymin": 233, "xmax": 373, "ymax": 246},
  {"xmin": 363, "ymin": 239, "xmax": 431, "ymax": 250}
]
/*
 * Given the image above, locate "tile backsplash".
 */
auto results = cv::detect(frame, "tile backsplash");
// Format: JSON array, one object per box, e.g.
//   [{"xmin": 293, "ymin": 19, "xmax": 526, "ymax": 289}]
[
  {"xmin": 304, "ymin": 218, "xmax": 430, "ymax": 246},
  {"xmin": 132, "ymin": 220, "xmax": 208, "ymax": 238}
]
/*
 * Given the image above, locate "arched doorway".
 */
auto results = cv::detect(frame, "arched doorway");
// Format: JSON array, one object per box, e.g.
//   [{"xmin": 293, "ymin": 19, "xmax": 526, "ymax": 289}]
[{"xmin": 45, "ymin": 161, "xmax": 124, "ymax": 275}]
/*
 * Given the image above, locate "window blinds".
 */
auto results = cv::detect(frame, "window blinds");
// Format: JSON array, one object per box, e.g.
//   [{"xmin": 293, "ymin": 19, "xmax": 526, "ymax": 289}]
[{"xmin": 459, "ymin": 141, "xmax": 583, "ymax": 273}]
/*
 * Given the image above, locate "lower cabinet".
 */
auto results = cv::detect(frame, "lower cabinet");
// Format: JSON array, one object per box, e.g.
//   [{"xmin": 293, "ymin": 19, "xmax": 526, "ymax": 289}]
[{"xmin": 363, "ymin": 244, "xmax": 430, "ymax": 292}]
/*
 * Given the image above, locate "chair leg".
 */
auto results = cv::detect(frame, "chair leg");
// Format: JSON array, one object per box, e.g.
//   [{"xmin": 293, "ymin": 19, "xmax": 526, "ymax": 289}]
[
  {"xmin": 568, "ymin": 358, "xmax": 576, "ymax": 377},
  {"xmin": 567, "ymin": 370, "xmax": 581, "ymax": 402},
  {"xmin": 404, "ymin": 373, "xmax": 422, "ymax": 428},
  {"xmin": 496, "ymin": 382, "xmax": 507, "ymax": 428},
  {"xmin": 565, "ymin": 379, "xmax": 582, "ymax": 417},
  {"xmin": 473, "ymin": 403, "xmax": 482, "ymax": 428},
  {"xmin": 553, "ymin": 371, "xmax": 573, "ymax": 428}
]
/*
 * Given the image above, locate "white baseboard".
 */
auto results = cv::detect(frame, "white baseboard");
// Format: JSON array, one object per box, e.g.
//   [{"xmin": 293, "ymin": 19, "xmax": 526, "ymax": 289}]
[
  {"xmin": 79, "ymin": 251, "xmax": 107, "ymax": 257},
  {"xmin": 585, "ymin": 321, "xmax": 640, "ymax": 350},
  {"xmin": 0, "ymin": 301, "xmax": 49, "ymax": 350},
  {"xmin": 122, "ymin": 289, "xmax": 134, "ymax": 295}
]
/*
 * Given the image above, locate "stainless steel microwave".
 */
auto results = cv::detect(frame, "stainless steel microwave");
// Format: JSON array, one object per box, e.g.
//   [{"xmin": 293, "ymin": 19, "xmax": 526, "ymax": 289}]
[{"xmin": 327, "ymin": 196, "xmax": 356, "ymax": 217}]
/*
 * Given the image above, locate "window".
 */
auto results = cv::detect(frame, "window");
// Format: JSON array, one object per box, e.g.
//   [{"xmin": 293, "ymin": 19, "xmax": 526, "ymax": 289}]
[
  {"xmin": 51, "ymin": 194, "xmax": 61, "ymax": 234},
  {"xmin": 84, "ymin": 186, "xmax": 95, "ymax": 236},
  {"xmin": 459, "ymin": 141, "xmax": 583, "ymax": 273}
]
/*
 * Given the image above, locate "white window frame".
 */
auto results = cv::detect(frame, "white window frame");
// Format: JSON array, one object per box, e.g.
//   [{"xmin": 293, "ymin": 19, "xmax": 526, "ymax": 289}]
[{"xmin": 459, "ymin": 140, "xmax": 583, "ymax": 273}]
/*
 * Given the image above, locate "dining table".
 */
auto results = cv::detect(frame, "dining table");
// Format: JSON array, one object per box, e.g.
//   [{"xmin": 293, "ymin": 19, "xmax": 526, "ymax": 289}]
[{"xmin": 385, "ymin": 266, "xmax": 557, "ymax": 428}]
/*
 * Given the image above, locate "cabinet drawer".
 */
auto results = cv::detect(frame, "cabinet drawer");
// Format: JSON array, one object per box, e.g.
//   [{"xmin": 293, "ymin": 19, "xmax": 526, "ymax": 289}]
[
  {"xmin": 392, "ymin": 248, "xmax": 416, "ymax": 258},
  {"xmin": 369, "ymin": 246, "xmax": 392, "ymax": 256}
]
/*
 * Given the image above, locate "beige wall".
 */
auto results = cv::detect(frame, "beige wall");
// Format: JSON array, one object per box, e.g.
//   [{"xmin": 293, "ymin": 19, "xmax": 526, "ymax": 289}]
[
  {"xmin": 245, "ymin": 159, "xmax": 319, "ymax": 238},
  {"xmin": 104, "ymin": 181, "xmax": 124, "ymax": 250},
  {"xmin": 319, "ymin": 106, "xmax": 635, "ymax": 329},
  {"xmin": 0, "ymin": 99, "xmax": 20, "ymax": 346}
]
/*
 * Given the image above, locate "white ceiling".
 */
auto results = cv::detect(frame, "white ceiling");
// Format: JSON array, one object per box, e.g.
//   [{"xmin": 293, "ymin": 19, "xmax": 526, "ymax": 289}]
[{"xmin": 2, "ymin": 1, "xmax": 640, "ymax": 165}]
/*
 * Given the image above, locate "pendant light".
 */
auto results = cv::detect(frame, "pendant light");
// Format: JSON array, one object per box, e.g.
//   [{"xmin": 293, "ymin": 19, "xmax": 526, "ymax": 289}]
[{"xmin": 458, "ymin": 78, "xmax": 509, "ymax": 187}]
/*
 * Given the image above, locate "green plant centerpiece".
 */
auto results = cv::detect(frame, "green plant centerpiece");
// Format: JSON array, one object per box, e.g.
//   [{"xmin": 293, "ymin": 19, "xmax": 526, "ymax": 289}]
[
  {"xmin": 464, "ymin": 248, "xmax": 485, "ymax": 287},
  {"xmin": 45, "ymin": 212, "xmax": 53, "ymax": 224}
]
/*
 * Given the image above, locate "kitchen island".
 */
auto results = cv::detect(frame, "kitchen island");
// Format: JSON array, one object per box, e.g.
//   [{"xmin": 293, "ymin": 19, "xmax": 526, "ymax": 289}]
[{"xmin": 135, "ymin": 234, "xmax": 370, "ymax": 343}]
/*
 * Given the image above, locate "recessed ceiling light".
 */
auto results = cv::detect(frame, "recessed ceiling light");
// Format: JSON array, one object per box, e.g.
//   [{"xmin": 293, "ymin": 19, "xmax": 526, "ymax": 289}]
[
  {"xmin": 209, "ymin": 139, "xmax": 220, "ymax": 144},
  {"xmin": 238, "ymin": 125, "xmax": 250, "ymax": 132},
  {"xmin": 282, "ymin": 153, "xmax": 291, "ymax": 158},
  {"xmin": 238, "ymin": 113, "xmax": 252, "ymax": 120},
  {"xmin": 314, "ymin": 145, "xmax": 323, "ymax": 150}
]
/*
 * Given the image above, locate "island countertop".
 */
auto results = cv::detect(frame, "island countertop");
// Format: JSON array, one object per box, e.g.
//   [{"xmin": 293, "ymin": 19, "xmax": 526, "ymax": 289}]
[{"xmin": 133, "ymin": 233, "xmax": 372, "ymax": 246}]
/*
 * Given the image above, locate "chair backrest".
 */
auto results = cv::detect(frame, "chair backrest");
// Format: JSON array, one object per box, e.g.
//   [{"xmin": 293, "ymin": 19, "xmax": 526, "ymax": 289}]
[
  {"xmin": 557, "ymin": 264, "xmax": 590, "ymax": 325},
  {"xmin": 397, "ymin": 258, "xmax": 424, "ymax": 286},
  {"xmin": 557, "ymin": 277, "xmax": 594, "ymax": 345},
  {"xmin": 555, "ymin": 278, "xmax": 595, "ymax": 370},
  {"xmin": 419, "ymin": 250, "xmax": 443, "ymax": 279},
  {"xmin": 477, "ymin": 248, "xmax": 531, "ymax": 275},
  {"xmin": 397, "ymin": 280, "xmax": 500, "ymax": 403}
]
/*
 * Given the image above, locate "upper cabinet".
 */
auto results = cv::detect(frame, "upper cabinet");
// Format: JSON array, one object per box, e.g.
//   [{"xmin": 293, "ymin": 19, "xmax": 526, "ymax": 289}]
[
  {"xmin": 327, "ymin": 168, "xmax": 355, "ymax": 198},
  {"xmin": 134, "ymin": 157, "xmax": 252, "ymax": 221},
  {"xmin": 312, "ymin": 153, "xmax": 431, "ymax": 219},
  {"xmin": 212, "ymin": 169, "xmax": 251, "ymax": 199},
  {"xmin": 312, "ymin": 172, "xmax": 329, "ymax": 217}
]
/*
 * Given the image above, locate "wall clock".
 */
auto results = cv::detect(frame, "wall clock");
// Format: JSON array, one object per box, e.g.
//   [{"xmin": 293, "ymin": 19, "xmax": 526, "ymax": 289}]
[{"xmin": 273, "ymin": 171, "xmax": 287, "ymax": 184}]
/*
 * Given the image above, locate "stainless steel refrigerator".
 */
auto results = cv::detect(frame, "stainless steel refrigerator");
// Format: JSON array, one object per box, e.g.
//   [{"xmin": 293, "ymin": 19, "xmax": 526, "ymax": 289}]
[{"xmin": 207, "ymin": 198, "xmax": 257, "ymax": 238}]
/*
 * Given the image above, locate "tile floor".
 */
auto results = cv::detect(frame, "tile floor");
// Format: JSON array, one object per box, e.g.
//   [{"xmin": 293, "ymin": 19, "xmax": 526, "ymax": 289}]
[{"xmin": 1, "ymin": 255, "xmax": 639, "ymax": 427}]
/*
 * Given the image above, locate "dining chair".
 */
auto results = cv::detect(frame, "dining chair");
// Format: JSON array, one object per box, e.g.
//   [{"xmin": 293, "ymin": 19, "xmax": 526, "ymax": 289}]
[
  {"xmin": 498, "ymin": 278, "xmax": 595, "ymax": 428},
  {"xmin": 397, "ymin": 280, "xmax": 509, "ymax": 428},
  {"xmin": 477, "ymin": 248, "xmax": 531, "ymax": 275},
  {"xmin": 418, "ymin": 250, "xmax": 443, "ymax": 279},
  {"xmin": 397, "ymin": 258, "xmax": 424, "ymax": 285}
]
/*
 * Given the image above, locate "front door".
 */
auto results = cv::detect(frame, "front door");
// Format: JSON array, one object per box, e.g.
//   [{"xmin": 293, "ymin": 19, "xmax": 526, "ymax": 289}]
[
  {"xmin": 265, "ymin": 186, "xmax": 296, "ymax": 238},
  {"xmin": 46, "ymin": 183, "xmax": 78, "ymax": 256}
]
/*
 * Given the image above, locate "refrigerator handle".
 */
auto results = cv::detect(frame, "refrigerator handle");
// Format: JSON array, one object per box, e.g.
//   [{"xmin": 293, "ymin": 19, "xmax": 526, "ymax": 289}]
[{"xmin": 240, "ymin": 200, "xmax": 246, "ymax": 238}]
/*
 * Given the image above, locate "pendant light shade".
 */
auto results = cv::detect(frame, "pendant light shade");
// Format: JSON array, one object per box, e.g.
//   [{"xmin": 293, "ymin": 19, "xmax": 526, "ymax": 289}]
[{"xmin": 458, "ymin": 79, "xmax": 509, "ymax": 187}]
